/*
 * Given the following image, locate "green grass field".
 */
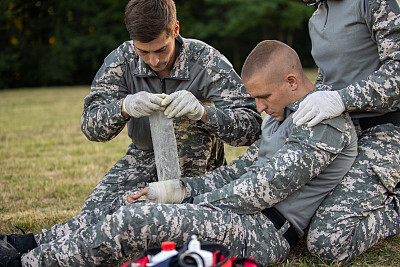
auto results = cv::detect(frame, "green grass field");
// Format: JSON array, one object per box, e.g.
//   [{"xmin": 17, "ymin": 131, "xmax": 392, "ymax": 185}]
[{"xmin": 1, "ymin": 74, "xmax": 399, "ymax": 266}]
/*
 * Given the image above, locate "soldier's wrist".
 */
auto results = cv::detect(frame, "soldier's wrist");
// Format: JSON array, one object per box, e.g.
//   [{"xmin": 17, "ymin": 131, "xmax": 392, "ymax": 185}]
[{"xmin": 121, "ymin": 98, "xmax": 130, "ymax": 118}]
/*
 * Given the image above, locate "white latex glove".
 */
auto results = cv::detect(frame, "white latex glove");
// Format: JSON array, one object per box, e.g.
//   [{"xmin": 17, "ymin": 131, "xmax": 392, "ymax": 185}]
[
  {"xmin": 161, "ymin": 90, "xmax": 205, "ymax": 120},
  {"xmin": 122, "ymin": 92, "xmax": 164, "ymax": 118},
  {"xmin": 146, "ymin": 179, "xmax": 187, "ymax": 204},
  {"xmin": 292, "ymin": 91, "xmax": 345, "ymax": 127}
]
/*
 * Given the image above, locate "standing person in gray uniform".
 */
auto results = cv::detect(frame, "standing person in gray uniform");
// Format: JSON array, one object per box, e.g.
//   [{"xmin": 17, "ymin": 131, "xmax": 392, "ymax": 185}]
[
  {"xmin": 293, "ymin": 0, "xmax": 400, "ymax": 262},
  {"xmin": 79, "ymin": 0, "xmax": 261, "ymax": 215},
  {"xmin": 1, "ymin": 40, "xmax": 357, "ymax": 267}
]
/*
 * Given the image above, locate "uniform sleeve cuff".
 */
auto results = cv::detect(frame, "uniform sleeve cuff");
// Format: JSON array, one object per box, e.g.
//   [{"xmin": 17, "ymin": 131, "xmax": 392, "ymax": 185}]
[
  {"xmin": 181, "ymin": 178, "xmax": 193, "ymax": 196},
  {"xmin": 115, "ymin": 99, "xmax": 131, "ymax": 122},
  {"xmin": 196, "ymin": 106, "xmax": 217, "ymax": 128}
]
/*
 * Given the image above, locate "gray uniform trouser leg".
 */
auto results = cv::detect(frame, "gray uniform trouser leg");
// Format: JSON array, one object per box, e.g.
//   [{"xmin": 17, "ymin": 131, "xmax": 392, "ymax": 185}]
[
  {"xmin": 23, "ymin": 203, "xmax": 291, "ymax": 266},
  {"xmin": 307, "ymin": 124, "xmax": 400, "ymax": 262}
]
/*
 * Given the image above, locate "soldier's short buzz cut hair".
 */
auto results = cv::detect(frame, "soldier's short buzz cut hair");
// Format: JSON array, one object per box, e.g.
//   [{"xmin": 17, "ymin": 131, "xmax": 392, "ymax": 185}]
[
  {"xmin": 241, "ymin": 40, "xmax": 302, "ymax": 83},
  {"xmin": 125, "ymin": 0, "xmax": 177, "ymax": 43}
]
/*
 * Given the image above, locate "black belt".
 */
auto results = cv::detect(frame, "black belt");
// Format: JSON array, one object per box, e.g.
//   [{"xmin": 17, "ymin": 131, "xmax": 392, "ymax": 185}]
[
  {"xmin": 357, "ymin": 110, "xmax": 400, "ymax": 131},
  {"xmin": 261, "ymin": 207, "xmax": 299, "ymax": 248}
]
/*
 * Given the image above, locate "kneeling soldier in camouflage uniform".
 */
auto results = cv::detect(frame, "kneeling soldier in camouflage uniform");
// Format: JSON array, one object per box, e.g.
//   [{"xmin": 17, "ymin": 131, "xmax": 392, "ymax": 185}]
[
  {"xmin": 294, "ymin": 0, "xmax": 400, "ymax": 262},
  {"xmin": 79, "ymin": 0, "xmax": 261, "ymax": 217},
  {"xmin": 1, "ymin": 40, "xmax": 357, "ymax": 266}
]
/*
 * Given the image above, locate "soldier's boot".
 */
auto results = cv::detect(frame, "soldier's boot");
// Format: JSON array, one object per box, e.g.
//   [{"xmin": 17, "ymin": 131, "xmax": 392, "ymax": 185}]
[
  {"xmin": 0, "ymin": 238, "xmax": 21, "ymax": 267},
  {"xmin": 0, "ymin": 227, "xmax": 37, "ymax": 254}
]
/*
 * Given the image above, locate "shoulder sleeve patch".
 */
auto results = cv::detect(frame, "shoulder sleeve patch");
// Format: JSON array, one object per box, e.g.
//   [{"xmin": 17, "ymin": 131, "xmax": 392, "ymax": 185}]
[{"xmin": 288, "ymin": 115, "xmax": 348, "ymax": 155}]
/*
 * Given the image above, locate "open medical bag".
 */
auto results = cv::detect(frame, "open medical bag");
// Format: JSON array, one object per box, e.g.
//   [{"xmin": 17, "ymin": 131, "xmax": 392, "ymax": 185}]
[{"xmin": 121, "ymin": 238, "xmax": 260, "ymax": 267}]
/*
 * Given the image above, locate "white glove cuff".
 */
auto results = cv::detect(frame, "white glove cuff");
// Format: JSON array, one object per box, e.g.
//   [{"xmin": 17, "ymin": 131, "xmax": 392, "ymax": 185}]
[
  {"xmin": 147, "ymin": 179, "xmax": 187, "ymax": 204},
  {"xmin": 331, "ymin": 91, "xmax": 345, "ymax": 112},
  {"xmin": 122, "ymin": 96, "xmax": 129, "ymax": 115},
  {"xmin": 194, "ymin": 105, "xmax": 205, "ymax": 121}
]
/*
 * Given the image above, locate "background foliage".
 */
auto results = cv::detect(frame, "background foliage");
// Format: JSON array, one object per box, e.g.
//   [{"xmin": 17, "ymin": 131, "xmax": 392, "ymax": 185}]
[{"xmin": 0, "ymin": 0, "xmax": 315, "ymax": 89}]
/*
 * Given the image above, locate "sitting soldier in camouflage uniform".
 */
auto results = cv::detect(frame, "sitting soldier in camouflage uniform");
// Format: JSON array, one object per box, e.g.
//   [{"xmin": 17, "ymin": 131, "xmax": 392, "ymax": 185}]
[
  {"xmin": 293, "ymin": 0, "xmax": 400, "ymax": 262},
  {"xmin": 79, "ymin": 0, "xmax": 261, "ymax": 216},
  {"xmin": 0, "ymin": 40, "xmax": 357, "ymax": 267}
]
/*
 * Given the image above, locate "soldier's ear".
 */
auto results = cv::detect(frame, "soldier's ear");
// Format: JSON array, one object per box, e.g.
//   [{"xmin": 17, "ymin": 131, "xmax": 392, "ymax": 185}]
[
  {"xmin": 287, "ymin": 74, "xmax": 298, "ymax": 91},
  {"xmin": 173, "ymin": 21, "xmax": 179, "ymax": 38}
]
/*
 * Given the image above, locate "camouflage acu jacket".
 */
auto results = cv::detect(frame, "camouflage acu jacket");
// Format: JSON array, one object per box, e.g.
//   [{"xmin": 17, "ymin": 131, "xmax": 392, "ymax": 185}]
[
  {"xmin": 80, "ymin": 35, "xmax": 262, "ymax": 175},
  {"xmin": 182, "ymin": 94, "xmax": 357, "ymax": 235}
]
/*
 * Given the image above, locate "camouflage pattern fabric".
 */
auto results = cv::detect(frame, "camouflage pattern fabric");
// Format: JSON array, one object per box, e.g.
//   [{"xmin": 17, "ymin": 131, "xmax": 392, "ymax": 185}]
[
  {"xmin": 336, "ymin": 0, "xmax": 400, "ymax": 112},
  {"xmin": 79, "ymin": 35, "xmax": 262, "ymax": 213},
  {"xmin": 23, "ymin": 97, "xmax": 356, "ymax": 266},
  {"xmin": 306, "ymin": 0, "xmax": 400, "ymax": 262},
  {"xmin": 183, "ymin": 107, "xmax": 357, "ymax": 239},
  {"xmin": 35, "ymin": 140, "xmax": 259, "ymax": 245},
  {"xmin": 307, "ymin": 124, "xmax": 400, "ymax": 262},
  {"xmin": 23, "ymin": 202, "xmax": 290, "ymax": 267}
]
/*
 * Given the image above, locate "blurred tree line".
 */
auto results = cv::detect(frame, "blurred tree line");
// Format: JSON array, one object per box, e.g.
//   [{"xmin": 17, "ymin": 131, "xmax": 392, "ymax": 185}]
[{"xmin": 0, "ymin": 0, "xmax": 315, "ymax": 89}]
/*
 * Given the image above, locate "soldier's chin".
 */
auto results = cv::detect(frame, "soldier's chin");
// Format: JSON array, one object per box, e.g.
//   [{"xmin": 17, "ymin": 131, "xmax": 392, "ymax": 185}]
[
  {"xmin": 151, "ymin": 64, "xmax": 167, "ymax": 72},
  {"xmin": 271, "ymin": 114, "xmax": 284, "ymax": 122}
]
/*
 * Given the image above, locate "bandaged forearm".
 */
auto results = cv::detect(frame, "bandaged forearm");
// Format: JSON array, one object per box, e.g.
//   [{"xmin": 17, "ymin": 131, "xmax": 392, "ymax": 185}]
[{"xmin": 146, "ymin": 179, "xmax": 187, "ymax": 204}]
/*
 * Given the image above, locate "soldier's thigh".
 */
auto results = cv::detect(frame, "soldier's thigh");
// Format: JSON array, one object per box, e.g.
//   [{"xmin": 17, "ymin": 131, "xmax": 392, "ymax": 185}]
[{"xmin": 82, "ymin": 150, "xmax": 157, "ymax": 212}]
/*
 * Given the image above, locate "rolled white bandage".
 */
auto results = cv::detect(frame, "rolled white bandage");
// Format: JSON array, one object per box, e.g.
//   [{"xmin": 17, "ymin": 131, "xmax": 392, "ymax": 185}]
[{"xmin": 146, "ymin": 179, "xmax": 187, "ymax": 204}]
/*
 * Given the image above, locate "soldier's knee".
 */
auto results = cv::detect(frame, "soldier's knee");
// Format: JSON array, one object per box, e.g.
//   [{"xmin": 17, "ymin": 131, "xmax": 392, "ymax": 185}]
[
  {"xmin": 307, "ymin": 238, "xmax": 342, "ymax": 262},
  {"xmin": 307, "ymin": 234, "xmax": 332, "ymax": 261},
  {"xmin": 307, "ymin": 228, "xmax": 353, "ymax": 263}
]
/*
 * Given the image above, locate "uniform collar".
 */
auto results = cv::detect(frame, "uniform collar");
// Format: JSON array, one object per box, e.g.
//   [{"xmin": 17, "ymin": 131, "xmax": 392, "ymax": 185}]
[
  {"xmin": 134, "ymin": 35, "xmax": 190, "ymax": 80},
  {"xmin": 288, "ymin": 90, "xmax": 316, "ymax": 114}
]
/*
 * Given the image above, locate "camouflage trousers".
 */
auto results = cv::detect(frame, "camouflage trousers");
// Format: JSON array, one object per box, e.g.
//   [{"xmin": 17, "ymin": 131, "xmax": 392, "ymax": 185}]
[
  {"xmin": 80, "ymin": 144, "xmax": 158, "ymax": 215},
  {"xmin": 80, "ymin": 142, "xmax": 224, "ymax": 216},
  {"xmin": 307, "ymin": 123, "xmax": 400, "ymax": 262},
  {"xmin": 23, "ymin": 202, "xmax": 291, "ymax": 266}
]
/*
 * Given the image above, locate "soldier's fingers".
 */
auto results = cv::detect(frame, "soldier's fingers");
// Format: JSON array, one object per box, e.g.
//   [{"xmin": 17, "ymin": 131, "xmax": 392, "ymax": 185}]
[
  {"xmin": 138, "ymin": 103, "xmax": 162, "ymax": 117},
  {"xmin": 164, "ymin": 99, "xmax": 181, "ymax": 118},
  {"xmin": 127, "ymin": 188, "xmax": 150, "ymax": 203},
  {"xmin": 294, "ymin": 106, "xmax": 319, "ymax": 126},
  {"xmin": 126, "ymin": 194, "xmax": 136, "ymax": 203},
  {"xmin": 293, "ymin": 96, "xmax": 313, "ymax": 122},
  {"xmin": 143, "ymin": 100, "xmax": 162, "ymax": 111},
  {"xmin": 161, "ymin": 92, "xmax": 179, "ymax": 106},
  {"xmin": 307, "ymin": 113, "xmax": 325, "ymax": 127},
  {"xmin": 175, "ymin": 105, "xmax": 192, "ymax": 117},
  {"xmin": 148, "ymin": 94, "xmax": 164, "ymax": 105}
]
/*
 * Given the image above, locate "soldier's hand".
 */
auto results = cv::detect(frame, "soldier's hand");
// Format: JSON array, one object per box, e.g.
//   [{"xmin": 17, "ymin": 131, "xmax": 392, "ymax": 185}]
[
  {"xmin": 122, "ymin": 92, "xmax": 164, "ymax": 118},
  {"xmin": 127, "ymin": 180, "xmax": 186, "ymax": 204},
  {"xmin": 161, "ymin": 90, "xmax": 205, "ymax": 121},
  {"xmin": 292, "ymin": 91, "xmax": 345, "ymax": 127},
  {"xmin": 127, "ymin": 187, "xmax": 152, "ymax": 203}
]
